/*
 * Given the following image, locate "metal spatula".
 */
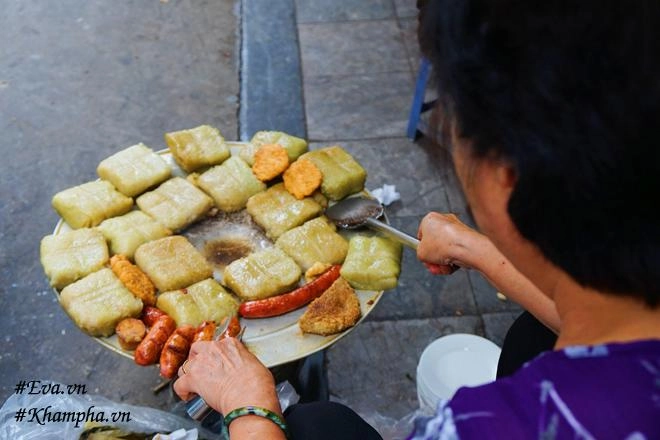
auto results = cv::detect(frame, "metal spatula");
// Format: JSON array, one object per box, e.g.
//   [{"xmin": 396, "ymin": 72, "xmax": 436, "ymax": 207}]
[{"xmin": 325, "ymin": 196, "xmax": 420, "ymax": 249}]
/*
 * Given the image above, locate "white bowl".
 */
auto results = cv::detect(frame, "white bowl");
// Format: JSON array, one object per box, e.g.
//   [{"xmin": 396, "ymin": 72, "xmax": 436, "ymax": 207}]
[
  {"xmin": 416, "ymin": 334, "xmax": 501, "ymax": 408},
  {"xmin": 417, "ymin": 387, "xmax": 436, "ymax": 412}
]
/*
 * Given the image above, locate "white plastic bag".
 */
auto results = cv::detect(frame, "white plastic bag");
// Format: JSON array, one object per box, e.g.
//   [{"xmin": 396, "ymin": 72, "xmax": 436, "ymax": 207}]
[
  {"xmin": 359, "ymin": 407, "xmax": 435, "ymax": 440},
  {"xmin": 275, "ymin": 380, "xmax": 300, "ymax": 412},
  {"xmin": 329, "ymin": 394, "xmax": 435, "ymax": 440},
  {"xmin": 370, "ymin": 184, "xmax": 401, "ymax": 206},
  {"xmin": 0, "ymin": 381, "xmax": 215, "ymax": 440}
]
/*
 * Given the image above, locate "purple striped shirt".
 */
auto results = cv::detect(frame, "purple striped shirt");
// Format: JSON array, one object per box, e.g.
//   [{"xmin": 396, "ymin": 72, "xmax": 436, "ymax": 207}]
[{"xmin": 408, "ymin": 340, "xmax": 660, "ymax": 439}]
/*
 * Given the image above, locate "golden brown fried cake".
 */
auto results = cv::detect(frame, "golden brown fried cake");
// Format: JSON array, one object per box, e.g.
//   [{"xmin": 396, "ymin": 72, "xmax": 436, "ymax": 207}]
[
  {"xmin": 115, "ymin": 318, "xmax": 147, "ymax": 351},
  {"xmin": 52, "ymin": 180, "xmax": 133, "ymax": 229},
  {"xmin": 97, "ymin": 143, "xmax": 171, "ymax": 197},
  {"xmin": 275, "ymin": 217, "xmax": 348, "ymax": 272},
  {"xmin": 97, "ymin": 210, "xmax": 172, "ymax": 260},
  {"xmin": 304, "ymin": 262, "xmax": 333, "ymax": 283},
  {"xmin": 40, "ymin": 228, "xmax": 109, "ymax": 290},
  {"xmin": 134, "ymin": 236, "xmax": 213, "ymax": 292},
  {"xmin": 246, "ymin": 183, "xmax": 323, "ymax": 240},
  {"xmin": 252, "ymin": 144, "xmax": 290, "ymax": 182},
  {"xmin": 59, "ymin": 268, "xmax": 143, "ymax": 337},
  {"xmin": 110, "ymin": 254, "xmax": 157, "ymax": 306},
  {"xmin": 299, "ymin": 277, "xmax": 361, "ymax": 335},
  {"xmin": 164, "ymin": 125, "xmax": 230, "ymax": 172},
  {"xmin": 283, "ymin": 158, "xmax": 322, "ymax": 200}
]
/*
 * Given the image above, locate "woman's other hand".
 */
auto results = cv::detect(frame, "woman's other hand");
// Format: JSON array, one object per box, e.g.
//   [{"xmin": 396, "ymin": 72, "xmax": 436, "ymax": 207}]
[
  {"xmin": 173, "ymin": 337, "xmax": 280, "ymax": 416},
  {"xmin": 417, "ymin": 212, "xmax": 489, "ymax": 274}
]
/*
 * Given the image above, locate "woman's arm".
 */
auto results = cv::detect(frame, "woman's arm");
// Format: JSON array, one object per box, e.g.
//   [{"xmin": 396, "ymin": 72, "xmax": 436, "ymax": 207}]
[
  {"xmin": 417, "ymin": 212, "xmax": 560, "ymax": 333},
  {"xmin": 173, "ymin": 338, "xmax": 287, "ymax": 440},
  {"xmin": 469, "ymin": 238, "xmax": 560, "ymax": 333}
]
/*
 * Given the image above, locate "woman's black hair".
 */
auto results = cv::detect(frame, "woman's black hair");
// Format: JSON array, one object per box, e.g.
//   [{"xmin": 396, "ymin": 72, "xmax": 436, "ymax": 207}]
[{"xmin": 419, "ymin": 0, "xmax": 660, "ymax": 306}]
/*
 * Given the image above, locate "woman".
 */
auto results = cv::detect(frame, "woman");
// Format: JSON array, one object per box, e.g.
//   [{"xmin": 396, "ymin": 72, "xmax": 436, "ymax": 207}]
[{"xmin": 175, "ymin": 1, "xmax": 660, "ymax": 438}]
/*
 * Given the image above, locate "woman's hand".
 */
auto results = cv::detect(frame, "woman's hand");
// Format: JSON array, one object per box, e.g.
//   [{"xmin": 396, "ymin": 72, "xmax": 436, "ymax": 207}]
[
  {"xmin": 173, "ymin": 337, "xmax": 280, "ymax": 416},
  {"xmin": 418, "ymin": 212, "xmax": 561, "ymax": 333},
  {"xmin": 417, "ymin": 212, "xmax": 490, "ymax": 273}
]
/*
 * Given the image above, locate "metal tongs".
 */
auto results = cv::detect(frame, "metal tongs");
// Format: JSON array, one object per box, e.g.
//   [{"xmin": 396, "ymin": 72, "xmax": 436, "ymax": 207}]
[{"xmin": 185, "ymin": 316, "xmax": 244, "ymax": 421}]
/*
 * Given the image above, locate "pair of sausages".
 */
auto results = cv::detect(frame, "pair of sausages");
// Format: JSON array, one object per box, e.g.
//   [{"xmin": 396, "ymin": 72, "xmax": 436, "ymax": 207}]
[
  {"xmin": 134, "ymin": 308, "xmax": 241, "ymax": 379},
  {"xmin": 158, "ymin": 317, "xmax": 241, "ymax": 379},
  {"xmin": 134, "ymin": 313, "xmax": 176, "ymax": 367}
]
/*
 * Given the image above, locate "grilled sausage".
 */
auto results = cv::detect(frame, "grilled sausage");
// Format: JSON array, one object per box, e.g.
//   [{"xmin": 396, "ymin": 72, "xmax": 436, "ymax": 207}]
[
  {"xmin": 159, "ymin": 325, "xmax": 195, "ymax": 379},
  {"xmin": 134, "ymin": 315, "xmax": 176, "ymax": 366},
  {"xmin": 192, "ymin": 321, "xmax": 217, "ymax": 343},
  {"xmin": 141, "ymin": 306, "xmax": 167, "ymax": 327},
  {"xmin": 239, "ymin": 265, "xmax": 341, "ymax": 318},
  {"xmin": 221, "ymin": 316, "xmax": 242, "ymax": 339}
]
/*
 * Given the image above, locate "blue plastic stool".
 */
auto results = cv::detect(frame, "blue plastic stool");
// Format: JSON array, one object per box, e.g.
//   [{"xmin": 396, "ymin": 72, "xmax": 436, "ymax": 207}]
[{"xmin": 406, "ymin": 58, "xmax": 436, "ymax": 140}]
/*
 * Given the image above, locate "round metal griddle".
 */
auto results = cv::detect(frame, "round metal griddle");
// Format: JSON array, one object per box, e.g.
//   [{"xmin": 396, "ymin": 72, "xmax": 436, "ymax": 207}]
[{"xmin": 51, "ymin": 143, "xmax": 385, "ymax": 368}]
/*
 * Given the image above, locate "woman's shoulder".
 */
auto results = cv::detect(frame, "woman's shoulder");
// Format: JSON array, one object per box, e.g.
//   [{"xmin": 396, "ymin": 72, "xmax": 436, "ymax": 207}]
[
  {"xmin": 557, "ymin": 338, "xmax": 660, "ymax": 360},
  {"xmin": 408, "ymin": 339, "xmax": 660, "ymax": 440}
]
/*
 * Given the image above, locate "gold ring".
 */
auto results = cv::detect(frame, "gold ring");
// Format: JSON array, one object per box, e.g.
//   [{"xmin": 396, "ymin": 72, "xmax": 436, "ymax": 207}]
[{"xmin": 181, "ymin": 360, "xmax": 190, "ymax": 375}]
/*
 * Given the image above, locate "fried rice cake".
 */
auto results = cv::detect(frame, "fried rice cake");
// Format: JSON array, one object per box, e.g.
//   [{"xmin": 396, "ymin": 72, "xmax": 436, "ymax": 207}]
[{"xmin": 299, "ymin": 277, "xmax": 361, "ymax": 336}]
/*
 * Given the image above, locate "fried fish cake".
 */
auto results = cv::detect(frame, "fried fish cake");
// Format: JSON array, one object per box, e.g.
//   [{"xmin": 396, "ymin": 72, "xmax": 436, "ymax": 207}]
[
  {"xmin": 115, "ymin": 318, "xmax": 147, "ymax": 351},
  {"xmin": 110, "ymin": 254, "xmax": 157, "ymax": 306},
  {"xmin": 241, "ymin": 131, "xmax": 308, "ymax": 165},
  {"xmin": 299, "ymin": 277, "xmax": 361, "ymax": 336},
  {"xmin": 283, "ymin": 158, "xmax": 323, "ymax": 200},
  {"xmin": 252, "ymin": 144, "xmax": 290, "ymax": 182}
]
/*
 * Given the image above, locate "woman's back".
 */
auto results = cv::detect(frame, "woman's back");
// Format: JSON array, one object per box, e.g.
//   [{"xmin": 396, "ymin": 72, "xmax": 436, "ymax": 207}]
[{"xmin": 409, "ymin": 340, "xmax": 660, "ymax": 439}]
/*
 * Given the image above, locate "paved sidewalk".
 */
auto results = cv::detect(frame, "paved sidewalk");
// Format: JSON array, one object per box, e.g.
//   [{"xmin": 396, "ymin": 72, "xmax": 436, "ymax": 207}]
[
  {"xmin": 0, "ymin": 0, "xmax": 522, "ymax": 432},
  {"xmin": 290, "ymin": 0, "xmax": 522, "ymax": 424},
  {"xmin": 0, "ymin": 0, "xmax": 240, "ymax": 409}
]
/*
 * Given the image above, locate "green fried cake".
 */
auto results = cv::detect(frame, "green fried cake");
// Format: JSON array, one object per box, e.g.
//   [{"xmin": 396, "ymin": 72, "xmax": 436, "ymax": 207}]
[
  {"xmin": 340, "ymin": 235, "xmax": 403, "ymax": 291},
  {"xmin": 246, "ymin": 183, "xmax": 323, "ymax": 240},
  {"xmin": 275, "ymin": 217, "xmax": 348, "ymax": 271},
  {"xmin": 298, "ymin": 146, "xmax": 367, "ymax": 201}
]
